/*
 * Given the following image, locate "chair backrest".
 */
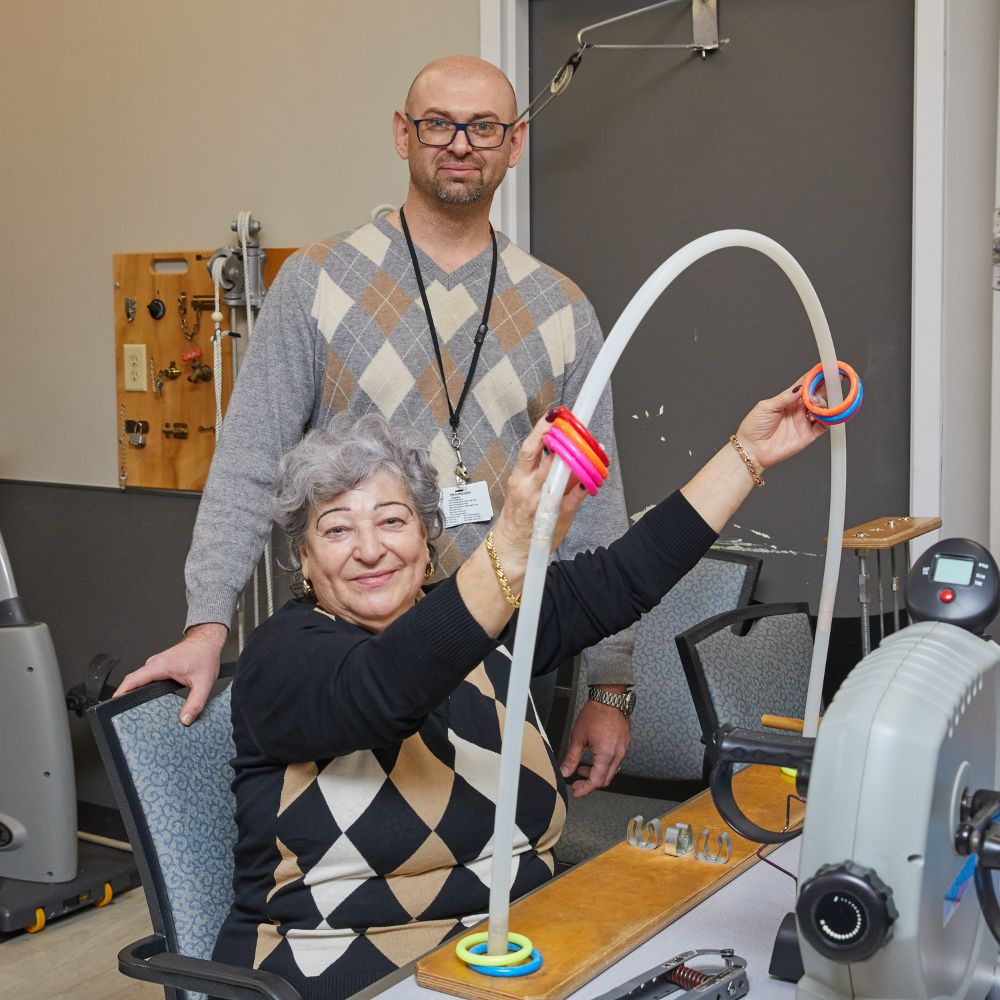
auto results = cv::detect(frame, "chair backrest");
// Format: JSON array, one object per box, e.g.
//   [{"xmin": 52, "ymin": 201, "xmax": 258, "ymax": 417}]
[
  {"xmin": 676, "ymin": 602, "xmax": 814, "ymax": 768},
  {"xmin": 90, "ymin": 670, "xmax": 237, "ymax": 990},
  {"xmin": 569, "ymin": 549, "xmax": 760, "ymax": 781}
]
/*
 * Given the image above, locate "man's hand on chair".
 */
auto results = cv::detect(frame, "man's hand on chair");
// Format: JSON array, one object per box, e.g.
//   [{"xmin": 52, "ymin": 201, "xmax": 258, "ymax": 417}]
[
  {"xmin": 559, "ymin": 686, "xmax": 632, "ymax": 798},
  {"xmin": 113, "ymin": 622, "xmax": 228, "ymax": 726}
]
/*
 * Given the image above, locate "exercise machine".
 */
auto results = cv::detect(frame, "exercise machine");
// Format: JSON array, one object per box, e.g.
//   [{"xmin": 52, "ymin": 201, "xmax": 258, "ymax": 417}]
[
  {"xmin": 710, "ymin": 537, "xmax": 1000, "ymax": 999},
  {"xmin": 0, "ymin": 530, "xmax": 138, "ymax": 933}
]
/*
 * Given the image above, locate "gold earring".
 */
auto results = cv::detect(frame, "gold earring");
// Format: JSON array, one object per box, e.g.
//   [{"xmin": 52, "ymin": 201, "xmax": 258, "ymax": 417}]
[
  {"xmin": 424, "ymin": 561, "xmax": 434, "ymax": 581},
  {"xmin": 302, "ymin": 578, "xmax": 314, "ymax": 597}
]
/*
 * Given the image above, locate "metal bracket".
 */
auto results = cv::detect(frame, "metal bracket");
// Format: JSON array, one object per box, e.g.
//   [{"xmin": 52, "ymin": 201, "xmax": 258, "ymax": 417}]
[
  {"xmin": 627, "ymin": 815, "xmax": 663, "ymax": 850},
  {"xmin": 663, "ymin": 821, "xmax": 694, "ymax": 856},
  {"xmin": 578, "ymin": 0, "xmax": 724, "ymax": 57},
  {"xmin": 517, "ymin": 0, "xmax": 726, "ymax": 124},
  {"xmin": 692, "ymin": 0, "xmax": 720, "ymax": 55},
  {"xmin": 694, "ymin": 828, "xmax": 732, "ymax": 864}
]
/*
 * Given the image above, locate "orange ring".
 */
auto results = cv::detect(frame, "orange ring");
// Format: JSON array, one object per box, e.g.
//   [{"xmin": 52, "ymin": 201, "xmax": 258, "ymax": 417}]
[
  {"xmin": 800, "ymin": 361, "xmax": 860, "ymax": 419},
  {"xmin": 94, "ymin": 882, "xmax": 113, "ymax": 907},
  {"xmin": 552, "ymin": 418, "xmax": 608, "ymax": 478},
  {"xmin": 26, "ymin": 907, "xmax": 46, "ymax": 933},
  {"xmin": 551, "ymin": 407, "xmax": 609, "ymax": 466}
]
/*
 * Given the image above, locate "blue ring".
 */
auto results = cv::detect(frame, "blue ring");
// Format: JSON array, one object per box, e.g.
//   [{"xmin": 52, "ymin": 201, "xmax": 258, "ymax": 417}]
[
  {"xmin": 468, "ymin": 943, "xmax": 543, "ymax": 977},
  {"xmin": 819, "ymin": 379, "xmax": 863, "ymax": 425},
  {"xmin": 821, "ymin": 383, "xmax": 863, "ymax": 424},
  {"xmin": 808, "ymin": 371, "xmax": 863, "ymax": 425}
]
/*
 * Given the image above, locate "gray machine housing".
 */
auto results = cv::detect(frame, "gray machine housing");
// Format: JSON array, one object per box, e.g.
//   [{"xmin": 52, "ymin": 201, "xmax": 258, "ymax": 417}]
[
  {"xmin": 0, "ymin": 531, "xmax": 77, "ymax": 882},
  {"xmin": 796, "ymin": 621, "xmax": 999, "ymax": 1000}
]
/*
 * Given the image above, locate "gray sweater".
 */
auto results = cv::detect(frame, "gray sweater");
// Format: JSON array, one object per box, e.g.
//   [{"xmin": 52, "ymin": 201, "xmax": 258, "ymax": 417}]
[{"xmin": 185, "ymin": 215, "xmax": 633, "ymax": 685}]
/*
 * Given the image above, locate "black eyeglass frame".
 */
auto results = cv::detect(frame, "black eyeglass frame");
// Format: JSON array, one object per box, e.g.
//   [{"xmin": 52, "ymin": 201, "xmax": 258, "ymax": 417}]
[{"xmin": 407, "ymin": 114, "xmax": 515, "ymax": 149}]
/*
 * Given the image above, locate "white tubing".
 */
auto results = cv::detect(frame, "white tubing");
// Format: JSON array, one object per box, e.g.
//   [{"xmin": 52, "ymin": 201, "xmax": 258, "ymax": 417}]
[{"xmin": 486, "ymin": 229, "xmax": 846, "ymax": 953}]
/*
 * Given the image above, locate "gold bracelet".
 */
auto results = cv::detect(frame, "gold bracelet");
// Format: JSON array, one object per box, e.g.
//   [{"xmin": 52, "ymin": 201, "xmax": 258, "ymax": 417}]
[
  {"xmin": 484, "ymin": 531, "xmax": 521, "ymax": 609},
  {"xmin": 729, "ymin": 435, "xmax": 765, "ymax": 487}
]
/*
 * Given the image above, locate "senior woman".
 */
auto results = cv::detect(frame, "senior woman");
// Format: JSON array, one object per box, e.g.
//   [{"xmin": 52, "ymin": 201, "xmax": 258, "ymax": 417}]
[{"xmin": 213, "ymin": 377, "xmax": 825, "ymax": 999}]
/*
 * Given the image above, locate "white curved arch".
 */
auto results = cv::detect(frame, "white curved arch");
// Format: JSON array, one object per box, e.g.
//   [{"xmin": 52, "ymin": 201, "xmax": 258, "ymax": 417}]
[{"xmin": 486, "ymin": 230, "xmax": 847, "ymax": 952}]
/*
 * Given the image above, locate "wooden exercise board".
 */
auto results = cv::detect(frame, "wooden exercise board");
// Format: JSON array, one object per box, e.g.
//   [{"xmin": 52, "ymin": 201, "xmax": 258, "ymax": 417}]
[
  {"xmin": 416, "ymin": 766, "xmax": 802, "ymax": 1000},
  {"xmin": 113, "ymin": 247, "xmax": 295, "ymax": 491},
  {"xmin": 835, "ymin": 515, "xmax": 942, "ymax": 550}
]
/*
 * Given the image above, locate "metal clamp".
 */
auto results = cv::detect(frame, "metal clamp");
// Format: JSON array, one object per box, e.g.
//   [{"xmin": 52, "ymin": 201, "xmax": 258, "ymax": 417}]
[
  {"xmin": 663, "ymin": 822, "xmax": 693, "ymax": 857},
  {"xmin": 626, "ymin": 815, "xmax": 662, "ymax": 850},
  {"xmin": 694, "ymin": 828, "xmax": 732, "ymax": 865}
]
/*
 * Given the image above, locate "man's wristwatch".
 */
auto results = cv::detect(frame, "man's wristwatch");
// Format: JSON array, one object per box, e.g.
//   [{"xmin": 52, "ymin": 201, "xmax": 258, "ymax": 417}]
[{"xmin": 587, "ymin": 685, "xmax": 637, "ymax": 718}]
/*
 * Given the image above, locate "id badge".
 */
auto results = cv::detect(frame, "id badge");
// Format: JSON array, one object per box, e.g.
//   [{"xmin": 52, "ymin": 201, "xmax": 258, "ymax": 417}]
[{"xmin": 441, "ymin": 481, "xmax": 494, "ymax": 528}]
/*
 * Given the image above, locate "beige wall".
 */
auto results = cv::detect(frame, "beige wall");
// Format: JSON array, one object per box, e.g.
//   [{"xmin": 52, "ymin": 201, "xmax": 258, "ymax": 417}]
[{"xmin": 0, "ymin": 0, "xmax": 480, "ymax": 487}]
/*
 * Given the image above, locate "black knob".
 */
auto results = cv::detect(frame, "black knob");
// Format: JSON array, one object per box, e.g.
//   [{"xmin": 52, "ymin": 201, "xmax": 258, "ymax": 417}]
[
  {"xmin": 147, "ymin": 298, "xmax": 166, "ymax": 320},
  {"xmin": 796, "ymin": 861, "xmax": 897, "ymax": 963}
]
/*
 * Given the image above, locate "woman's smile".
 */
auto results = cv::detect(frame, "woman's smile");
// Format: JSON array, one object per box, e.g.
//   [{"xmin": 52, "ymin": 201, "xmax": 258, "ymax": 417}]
[{"xmin": 299, "ymin": 470, "xmax": 429, "ymax": 632}]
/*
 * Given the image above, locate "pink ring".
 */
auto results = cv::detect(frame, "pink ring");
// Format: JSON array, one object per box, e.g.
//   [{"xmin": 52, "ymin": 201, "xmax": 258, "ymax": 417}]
[
  {"xmin": 545, "ymin": 425, "xmax": 599, "ymax": 478},
  {"xmin": 545, "ymin": 428, "xmax": 602, "ymax": 494}
]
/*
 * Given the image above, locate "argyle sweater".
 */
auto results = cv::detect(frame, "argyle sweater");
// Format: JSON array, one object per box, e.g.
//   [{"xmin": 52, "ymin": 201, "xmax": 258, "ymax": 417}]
[
  {"xmin": 186, "ymin": 214, "xmax": 633, "ymax": 685},
  {"xmin": 213, "ymin": 492, "xmax": 716, "ymax": 1000}
]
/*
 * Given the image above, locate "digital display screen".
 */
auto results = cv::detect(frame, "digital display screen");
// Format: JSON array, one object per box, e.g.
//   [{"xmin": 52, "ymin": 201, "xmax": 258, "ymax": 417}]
[{"xmin": 932, "ymin": 555, "xmax": 976, "ymax": 586}]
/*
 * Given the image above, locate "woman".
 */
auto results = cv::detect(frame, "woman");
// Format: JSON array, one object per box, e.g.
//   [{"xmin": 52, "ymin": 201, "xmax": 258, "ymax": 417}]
[{"xmin": 214, "ymin": 377, "xmax": 825, "ymax": 999}]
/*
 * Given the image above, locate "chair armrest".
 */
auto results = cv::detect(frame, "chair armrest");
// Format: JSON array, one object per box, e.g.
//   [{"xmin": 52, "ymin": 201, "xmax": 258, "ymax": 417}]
[{"xmin": 119, "ymin": 934, "xmax": 301, "ymax": 1000}]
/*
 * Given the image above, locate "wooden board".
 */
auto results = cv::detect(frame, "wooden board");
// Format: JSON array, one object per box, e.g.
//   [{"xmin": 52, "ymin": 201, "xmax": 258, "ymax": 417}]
[
  {"xmin": 113, "ymin": 247, "xmax": 295, "ymax": 491},
  {"xmin": 416, "ymin": 766, "xmax": 801, "ymax": 1000},
  {"xmin": 827, "ymin": 515, "xmax": 942, "ymax": 550}
]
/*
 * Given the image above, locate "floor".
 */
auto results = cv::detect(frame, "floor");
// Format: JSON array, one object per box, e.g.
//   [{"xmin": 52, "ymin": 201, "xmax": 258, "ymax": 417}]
[{"xmin": 0, "ymin": 886, "xmax": 160, "ymax": 999}]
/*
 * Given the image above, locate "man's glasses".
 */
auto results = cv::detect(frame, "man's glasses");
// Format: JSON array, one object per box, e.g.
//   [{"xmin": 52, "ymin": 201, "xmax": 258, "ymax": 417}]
[{"xmin": 408, "ymin": 115, "xmax": 513, "ymax": 149}]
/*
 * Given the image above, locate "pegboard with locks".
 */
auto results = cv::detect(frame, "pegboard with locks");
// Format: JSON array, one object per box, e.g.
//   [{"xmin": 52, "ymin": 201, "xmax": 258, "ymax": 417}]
[{"xmin": 113, "ymin": 246, "xmax": 294, "ymax": 491}]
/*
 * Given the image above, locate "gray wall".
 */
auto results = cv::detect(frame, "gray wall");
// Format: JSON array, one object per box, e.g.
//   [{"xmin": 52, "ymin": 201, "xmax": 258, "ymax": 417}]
[{"xmin": 528, "ymin": 0, "xmax": 914, "ymax": 614}]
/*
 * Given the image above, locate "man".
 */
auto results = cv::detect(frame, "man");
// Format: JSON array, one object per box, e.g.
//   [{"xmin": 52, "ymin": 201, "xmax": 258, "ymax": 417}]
[{"xmin": 116, "ymin": 55, "xmax": 633, "ymax": 797}]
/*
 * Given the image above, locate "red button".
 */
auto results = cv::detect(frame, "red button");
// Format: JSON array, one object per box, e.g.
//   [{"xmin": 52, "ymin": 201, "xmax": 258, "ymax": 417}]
[{"xmin": 939, "ymin": 589, "xmax": 956, "ymax": 604}]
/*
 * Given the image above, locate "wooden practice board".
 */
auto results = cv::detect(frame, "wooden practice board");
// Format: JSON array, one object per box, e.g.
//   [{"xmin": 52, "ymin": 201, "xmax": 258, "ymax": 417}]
[
  {"xmin": 113, "ymin": 247, "xmax": 295, "ymax": 491},
  {"xmin": 829, "ymin": 515, "xmax": 942, "ymax": 551},
  {"xmin": 416, "ymin": 766, "xmax": 802, "ymax": 1000}
]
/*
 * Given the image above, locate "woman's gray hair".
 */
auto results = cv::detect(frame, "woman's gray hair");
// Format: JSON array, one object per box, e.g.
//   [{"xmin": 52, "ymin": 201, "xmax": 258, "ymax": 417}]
[{"xmin": 274, "ymin": 412, "xmax": 443, "ymax": 573}]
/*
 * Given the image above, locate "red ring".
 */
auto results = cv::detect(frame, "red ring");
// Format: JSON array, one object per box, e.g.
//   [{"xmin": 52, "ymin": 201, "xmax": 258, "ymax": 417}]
[
  {"xmin": 800, "ymin": 361, "xmax": 860, "ymax": 419},
  {"xmin": 550, "ymin": 407, "xmax": 609, "ymax": 466}
]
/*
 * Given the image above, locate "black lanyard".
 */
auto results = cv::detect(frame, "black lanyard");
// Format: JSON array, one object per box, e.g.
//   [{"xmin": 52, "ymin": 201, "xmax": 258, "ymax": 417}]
[{"xmin": 399, "ymin": 206, "xmax": 498, "ymax": 483}]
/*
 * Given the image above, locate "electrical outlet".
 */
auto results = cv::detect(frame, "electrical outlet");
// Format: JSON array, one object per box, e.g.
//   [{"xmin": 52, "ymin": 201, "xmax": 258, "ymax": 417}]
[{"xmin": 123, "ymin": 343, "xmax": 147, "ymax": 392}]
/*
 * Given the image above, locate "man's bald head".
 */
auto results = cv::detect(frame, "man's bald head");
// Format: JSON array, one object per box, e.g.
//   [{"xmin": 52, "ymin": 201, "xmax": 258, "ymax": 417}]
[{"xmin": 405, "ymin": 56, "xmax": 517, "ymax": 122}]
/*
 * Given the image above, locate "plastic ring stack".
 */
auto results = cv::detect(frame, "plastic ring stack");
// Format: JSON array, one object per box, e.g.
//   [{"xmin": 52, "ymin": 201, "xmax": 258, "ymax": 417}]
[
  {"xmin": 800, "ymin": 361, "xmax": 863, "ymax": 425},
  {"xmin": 455, "ymin": 931, "xmax": 543, "ymax": 977},
  {"xmin": 543, "ymin": 406, "xmax": 611, "ymax": 495}
]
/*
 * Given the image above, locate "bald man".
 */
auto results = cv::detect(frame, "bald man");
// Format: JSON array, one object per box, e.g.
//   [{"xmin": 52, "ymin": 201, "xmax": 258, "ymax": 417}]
[{"xmin": 117, "ymin": 56, "xmax": 634, "ymax": 797}]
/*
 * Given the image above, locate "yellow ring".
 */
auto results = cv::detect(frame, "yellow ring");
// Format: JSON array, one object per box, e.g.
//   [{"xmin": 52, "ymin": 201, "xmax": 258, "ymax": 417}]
[
  {"xmin": 94, "ymin": 882, "xmax": 114, "ymax": 907},
  {"xmin": 455, "ymin": 931, "xmax": 533, "ymax": 967},
  {"xmin": 26, "ymin": 907, "xmax": 46, "ymax": 933}
]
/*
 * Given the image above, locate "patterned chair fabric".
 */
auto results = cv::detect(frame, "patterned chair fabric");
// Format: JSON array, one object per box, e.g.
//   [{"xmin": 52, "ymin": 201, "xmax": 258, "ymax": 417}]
[
  {"xmin": 566, "ymin": 550, "xmax": 761, "ymax": 780},
  {"xmin": 677, "ymin": 602, "xmax": 814, "ymax": 756},
  {"xmin": 555, "ymin": 550, "xmax": 760, "ymax": 866},
  {"xmin": 97, "ymin": 681, "xmax": 238, "ymax": 1000}
]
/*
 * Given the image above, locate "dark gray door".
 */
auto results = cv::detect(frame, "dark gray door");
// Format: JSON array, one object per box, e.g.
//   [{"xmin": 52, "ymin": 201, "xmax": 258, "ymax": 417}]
[{"xmin": 529, "ymin": 0, "xmax": 914, "ymax": 612}]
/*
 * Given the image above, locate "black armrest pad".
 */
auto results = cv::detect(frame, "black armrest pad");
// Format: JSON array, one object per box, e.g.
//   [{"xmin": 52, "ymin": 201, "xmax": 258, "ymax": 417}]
[{"xmin": 119, "ymin": 934, "xmax": 301, "ymax": 1000}]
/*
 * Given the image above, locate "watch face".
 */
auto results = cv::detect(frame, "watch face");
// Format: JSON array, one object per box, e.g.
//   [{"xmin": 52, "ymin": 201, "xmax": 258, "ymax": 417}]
[{"xmin": 623, "ymin": 690, "xmax": 637, "ymax": 717}]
